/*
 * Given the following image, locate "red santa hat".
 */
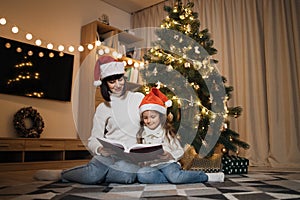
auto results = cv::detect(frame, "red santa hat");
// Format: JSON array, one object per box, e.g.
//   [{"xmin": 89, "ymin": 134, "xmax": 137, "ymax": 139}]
[
  {"xmin": 93, "ymin": 55, "xmax": 125, "ymax": 86},
  {"xmin": 139, "ymin": 87, "xmax": 172, "ymax": 114}
]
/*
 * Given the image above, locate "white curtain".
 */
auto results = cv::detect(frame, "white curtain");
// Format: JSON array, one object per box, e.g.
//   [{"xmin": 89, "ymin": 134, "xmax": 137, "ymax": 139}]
[{"xmin": 131, "ymin": 0, "xmax": 300, "ymax": 168}]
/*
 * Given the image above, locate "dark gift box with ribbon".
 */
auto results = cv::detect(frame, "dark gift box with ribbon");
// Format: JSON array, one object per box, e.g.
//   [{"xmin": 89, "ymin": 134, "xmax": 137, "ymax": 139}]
[{"xmin": 222, "ymin": 155, "xmax": 249, "ymax": 174}]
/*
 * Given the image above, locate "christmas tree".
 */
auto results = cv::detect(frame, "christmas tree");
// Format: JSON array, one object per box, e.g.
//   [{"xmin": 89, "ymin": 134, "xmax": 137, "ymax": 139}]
[{"xmin": 139, "ymin": 0, "xmax": 249, "ymax": 158}]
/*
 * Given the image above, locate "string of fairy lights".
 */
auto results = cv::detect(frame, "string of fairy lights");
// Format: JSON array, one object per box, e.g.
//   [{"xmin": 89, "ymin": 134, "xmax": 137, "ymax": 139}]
[
  {"xmin": 0, "ymin": 17, "xmax": 90, "ymax": 54},
  {"xmin": 0, "ymin": 16, "xmax": 144, "ymax": 68}
]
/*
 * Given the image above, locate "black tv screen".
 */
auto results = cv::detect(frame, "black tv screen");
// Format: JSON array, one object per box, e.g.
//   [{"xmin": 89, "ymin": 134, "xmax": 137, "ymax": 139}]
[{"xmin": 0, "ymin": 36, "xmax": 74, "ymax": 101}]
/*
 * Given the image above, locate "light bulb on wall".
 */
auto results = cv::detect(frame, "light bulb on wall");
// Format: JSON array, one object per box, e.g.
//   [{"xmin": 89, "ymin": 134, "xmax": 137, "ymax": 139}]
[
  {"xmin": 0, "ymin": 17, "xmax": 6, "ymax": 25},
  {"xmin": 12, "ymin": 26, "xmax": 19, "ymax": 33},
  {"xmin": 58, "ymin": 45, "xmax": 64, "ymax": 51},
  {"xmin": 68, "ymin": 46, "xmax": 74, "ymax": 52},
  {"xmin": 78, "ymin": 45, "xmax": 84, "ymax": 52},
  {"xmin": 35, "ymin": 39, "xmax": 42, "ymax": 46},
  {"xmin": 87, "ymin": 44, "xmax": 94, "ymax": 50},
  {"xmin": 25, "ymin": 33, "xmax": 32, "ymax": 40},
  {"xmin": 47, "ymin": 43, "xmax": 53, "ymax": 49}
]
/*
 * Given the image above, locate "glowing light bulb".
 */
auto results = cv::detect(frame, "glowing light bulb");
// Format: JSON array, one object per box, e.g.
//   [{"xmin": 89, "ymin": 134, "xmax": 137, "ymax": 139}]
[
  {"xmin": 115, "ymin": 53, "xmax": 121, "ymax": 59},
  {"xmin": 127, "ymin": 59, "xmax": 133, "ymax": 65},
  {"xmin": 78, "ymin": 45, "xmax": 84, "ymax": 52},
  {"xmin": 49, "ymin": 52, "xmax": 54, "ymax": 58},
  {"xmin": 87, "ymin": 44, "xmax": 94, "ymax": 50},
  {"xmin": 5, "ymin": 42, "xmax": 11, "ymax": 48},
  {"xmin": 98, "ymin": 49, "xmax": 104, "ymax": 55},
  {"xmin": 35, "ymin": 39, "xmax": 42, "ymax": 46},
  {"xmin": 26, "ymin": 33, "xmax": 33, "ymax": 40},
  {"xmin": 104, "ymin": 48, "xmax": 110, "ymax": 54},
  {"xmin": 95, "ymin": 40, "xmax": 101, "ymax": 46},
  {"xmin": 68, "ymin": 46, "xmax": 74, "ymax": 52},
  {"xmin": 0, "ymin": 17, "xmax": 6, "ymax": 25},
  {"xmin": 58, "ymin": 45, "xmax": 64, "ymax": 51},
  {"xmin": 112, "ymin": 51, "xmax": 118, "ymax": 58},
  {"xmin": 139, "ymin": 62, "xmax": 145, "ymax": 69},
  {"xmin": 12, "ymin": 26, "xmax": 19, "ymax": 33},
  {"xmin": 47, "ymin": 43, "xmax": 53, "ymax": 49},
  {"xmin": 134, "ymin": 62, "xmax": 139, "ymax": 68}
]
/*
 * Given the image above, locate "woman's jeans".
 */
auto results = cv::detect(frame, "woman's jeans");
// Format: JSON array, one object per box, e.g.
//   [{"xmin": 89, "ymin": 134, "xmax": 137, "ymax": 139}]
[
  {"xmin": 61, "ymin": 155, "xmax": 140, "ymax": 184},
  {"xmin": 137, "ymin": 162, "xmax": 208, "ymax": 184}
]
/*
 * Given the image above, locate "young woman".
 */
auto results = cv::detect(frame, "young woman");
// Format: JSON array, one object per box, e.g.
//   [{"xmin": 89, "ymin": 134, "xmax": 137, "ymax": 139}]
[
  {"xmin": 136, "ymin": 88, "xmax": 224, "ymax": 184},
  {"xmin": 34, "ymin": 56, "xmax": 144, "ymax": 184}
]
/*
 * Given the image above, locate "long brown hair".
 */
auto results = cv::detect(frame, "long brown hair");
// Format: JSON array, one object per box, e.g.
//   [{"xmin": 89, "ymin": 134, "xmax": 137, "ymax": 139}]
[{"xmin": 137, "ymin": 111, "xmax": 177, "ymax": 144}]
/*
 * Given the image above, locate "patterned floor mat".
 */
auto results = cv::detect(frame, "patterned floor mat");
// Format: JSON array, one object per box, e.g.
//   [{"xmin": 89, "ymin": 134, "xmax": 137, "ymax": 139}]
[{"xmin": 0, "ymin": 171, "xmax": 299, "ymax": 200}]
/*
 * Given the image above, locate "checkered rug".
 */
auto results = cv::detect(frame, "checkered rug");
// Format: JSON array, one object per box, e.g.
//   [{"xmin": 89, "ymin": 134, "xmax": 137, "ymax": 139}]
[{"xmin": 1, "ymin": 170, "xmax": 299, "ymax": 200}]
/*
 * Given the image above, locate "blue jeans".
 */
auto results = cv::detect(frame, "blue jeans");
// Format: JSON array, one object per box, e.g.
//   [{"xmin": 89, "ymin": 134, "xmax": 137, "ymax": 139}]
[
  {"xmin": 137, "ymin": 162, "xmax": 208, "ymax": 184},
  {"xmin": 61, "ymin": 155, "xmax": 140, "ymax": 184}
]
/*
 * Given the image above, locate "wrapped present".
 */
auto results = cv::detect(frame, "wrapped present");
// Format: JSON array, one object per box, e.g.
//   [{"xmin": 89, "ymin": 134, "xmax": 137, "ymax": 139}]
[
  {"xmin": 179, "ymin": 144, "xmax": 222, "ymax": 172},
  {"xmin": 222, "ymin": 165, "xmax": 248, "ymax": 174},
  {"xmin": 189, "ymin": 153, "xmax": 222, "ymax": 172},
  {"xmin": 222, "ymin": 155, "xmax": 249, "ymax": 174}
]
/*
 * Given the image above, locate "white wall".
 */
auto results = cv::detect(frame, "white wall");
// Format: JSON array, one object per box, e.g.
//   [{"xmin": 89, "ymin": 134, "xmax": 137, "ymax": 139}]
[{"xmin": 0, "ymin": 0, "xmax": 131, "ymax": 138}]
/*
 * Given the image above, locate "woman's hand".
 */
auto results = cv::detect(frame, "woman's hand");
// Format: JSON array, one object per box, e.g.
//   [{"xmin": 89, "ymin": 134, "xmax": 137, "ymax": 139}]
[{"xmin": 97, "ymin": 147, "xmax": 116, "ymax": 156}]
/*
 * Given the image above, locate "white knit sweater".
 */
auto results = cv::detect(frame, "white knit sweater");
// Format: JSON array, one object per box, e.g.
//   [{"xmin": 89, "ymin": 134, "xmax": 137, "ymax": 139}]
[
  {"xmin": 142, "ymin": 125, "xmax": 184, "ymax": 165},
  {"xmin": 88, "ymin": 91, "xmax": 144, "ymax": 155}
]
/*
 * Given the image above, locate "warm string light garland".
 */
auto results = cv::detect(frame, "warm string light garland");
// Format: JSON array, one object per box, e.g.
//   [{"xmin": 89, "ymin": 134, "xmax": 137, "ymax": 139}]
[
  {"xmin": 0, "ymin": 16, "xmax": 144, "ymax": 68},
  {"xmin": 0, "ymin": 17, "xmax": 99, "ymax": 54}
]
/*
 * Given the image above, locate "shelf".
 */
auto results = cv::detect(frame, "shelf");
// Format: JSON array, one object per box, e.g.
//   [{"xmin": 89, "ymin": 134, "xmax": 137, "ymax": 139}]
[
  {"xmin": 80, "ymin": 20, "xmax": 143, "ymax": 63},
  {"xmin": 0, "ymin": 138, "xmax": 92, "ymax": 171}
]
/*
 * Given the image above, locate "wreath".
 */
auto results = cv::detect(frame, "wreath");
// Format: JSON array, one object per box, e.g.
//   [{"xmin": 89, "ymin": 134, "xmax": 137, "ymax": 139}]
[{"xmin": 13, "ymin": 106, "xmax": 44, "ymax": 138}]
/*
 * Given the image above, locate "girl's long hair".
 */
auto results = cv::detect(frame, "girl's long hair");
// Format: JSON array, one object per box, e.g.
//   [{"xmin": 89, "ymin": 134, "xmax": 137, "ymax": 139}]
[
  {"xmin": 137, "ymin": 112, "xmax": 177, "ymax": 144},
  {"xmin": 100, "ymin": 74, "xmax": 126, "ymax": 102}
]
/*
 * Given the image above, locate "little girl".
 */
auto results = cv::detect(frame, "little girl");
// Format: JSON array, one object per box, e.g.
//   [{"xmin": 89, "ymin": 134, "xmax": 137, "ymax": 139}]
[{"xmin": 136, "ymin": 87, "xmax": 224, "ymax": 184}]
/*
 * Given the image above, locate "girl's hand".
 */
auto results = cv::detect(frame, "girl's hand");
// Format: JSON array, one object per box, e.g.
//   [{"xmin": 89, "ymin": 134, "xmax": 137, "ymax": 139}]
[{"xmin": 158, "ymin": 151, "xmax": 174, "ymax": 161}]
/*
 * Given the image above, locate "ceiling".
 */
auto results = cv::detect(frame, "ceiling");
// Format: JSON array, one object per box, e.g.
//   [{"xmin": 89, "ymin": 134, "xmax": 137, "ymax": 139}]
[{"xmin": 100, "ymin": 0, "xmax": 166, "ymax": 13}]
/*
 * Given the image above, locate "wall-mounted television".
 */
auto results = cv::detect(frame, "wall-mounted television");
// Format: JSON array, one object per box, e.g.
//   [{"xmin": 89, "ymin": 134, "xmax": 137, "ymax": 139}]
[{"xmin": 0, "ymin": 36, "xmax": 74, "ymax": 101}]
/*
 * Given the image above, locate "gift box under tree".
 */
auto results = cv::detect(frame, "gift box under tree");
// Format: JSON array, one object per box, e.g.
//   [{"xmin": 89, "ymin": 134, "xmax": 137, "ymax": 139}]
[{"xmin": 221, "ymin": 155, "xmax": 249, "ymax": 174}]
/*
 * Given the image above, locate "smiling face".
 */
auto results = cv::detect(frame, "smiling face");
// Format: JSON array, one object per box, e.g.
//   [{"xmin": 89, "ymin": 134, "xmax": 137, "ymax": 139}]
[
  {"xmin": 107, "ymin": 76, "xmax": 125, "ymax": 94},
  {"xmin": 142, "ymin": 110, "xmax": 162, "ymax": 130}
]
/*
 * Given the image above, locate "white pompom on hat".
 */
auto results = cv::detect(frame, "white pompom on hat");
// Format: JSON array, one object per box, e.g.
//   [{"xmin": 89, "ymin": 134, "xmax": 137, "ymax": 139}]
[
  {"xmin": 139, "ymin": 87, "xmax": 172, "ymax": 114},
  {"xmin": 93, "ymin": 55, "xmax": 125, "ymax": 86}
]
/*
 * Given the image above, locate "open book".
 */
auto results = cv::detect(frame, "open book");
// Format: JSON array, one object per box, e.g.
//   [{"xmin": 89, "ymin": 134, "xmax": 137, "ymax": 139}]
[{"xmin": 97, "ymin": 138, "xmax": 164, "ymax": 163}]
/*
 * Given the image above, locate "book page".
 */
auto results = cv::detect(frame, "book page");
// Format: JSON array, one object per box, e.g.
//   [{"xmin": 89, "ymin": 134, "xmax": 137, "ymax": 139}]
[
  {"xmin": 97, "ymin": 137, "xmax": 164, "ymax": 162},
  {"xmin": 98, "ymin": 137, "xmax": 126, "ymax": 149}
]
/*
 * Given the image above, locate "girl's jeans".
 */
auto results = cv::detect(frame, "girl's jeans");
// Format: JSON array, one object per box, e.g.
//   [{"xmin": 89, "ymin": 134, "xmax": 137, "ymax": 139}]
[
  {"xmin": 137, "ymin": 162, "xmax": 208, "ymax": 184},
  {"xmin": 61, "ymin": 155, "xmax": 140, "ymax": 184}
]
